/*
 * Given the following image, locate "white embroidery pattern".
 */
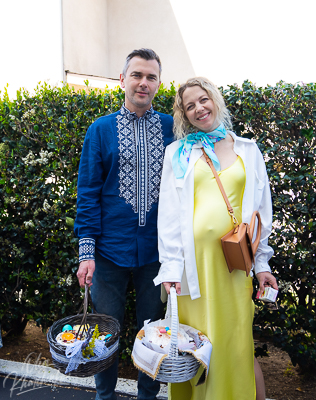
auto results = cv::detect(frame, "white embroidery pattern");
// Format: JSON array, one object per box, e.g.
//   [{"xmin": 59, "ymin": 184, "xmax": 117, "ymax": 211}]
[
  {"xmin": 146, "ymin": 113, "xmax": 164, "ymax": 216},
  {"xmin": 79, "ymin": 238, "xmax": 95, "ymax": 262},
  {"xmin": 117, "ymin": 109, "xmax": 164, "ymax": 226},
  {"xmin": 117, "ymin": 114, "xmax": 138, "ymax": 211}
]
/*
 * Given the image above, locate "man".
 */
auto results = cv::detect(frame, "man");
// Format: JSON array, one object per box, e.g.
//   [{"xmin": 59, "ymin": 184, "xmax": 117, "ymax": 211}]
[{"xmin": 74, "ymin": 49, "xmax": 174, "ymax": 400}]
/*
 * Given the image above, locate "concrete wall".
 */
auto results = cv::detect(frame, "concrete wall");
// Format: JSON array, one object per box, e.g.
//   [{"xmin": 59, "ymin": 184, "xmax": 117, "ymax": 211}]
[
  {"xmin": 2, "ymin": 0, "xmax": 314, "ymax": 98},
  {"xmin": 106, "ymin": 0, "xmax": 196, "ymax": 85},
  {"xmin": 62, "ymin": 0, "xmax": 109, "ymax": 78},
  {"xmin": 62, "ymin": 0, "xmax": 316, "ymax": 88},
  {"xmin": 62, "ymin": 0, "xmax": 195, "ymax": 86}
]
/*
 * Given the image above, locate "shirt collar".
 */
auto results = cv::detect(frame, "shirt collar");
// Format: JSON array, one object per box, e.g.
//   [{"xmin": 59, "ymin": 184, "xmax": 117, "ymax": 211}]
[{"xmin": 120, "ymin": 103, "xmax": 154, "ymax": 121}]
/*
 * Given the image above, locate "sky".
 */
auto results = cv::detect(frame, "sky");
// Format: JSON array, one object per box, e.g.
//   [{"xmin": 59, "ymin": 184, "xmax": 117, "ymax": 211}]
[
  {"xmin": 0, "ymin": 1, "xmax": 63, "ymax": 98},
  {"xmin": 0, "ymin": 0, "xmax": 315, "ymax": 98},
  {"xmin": 169, "ymin": 0, "xmax": 316, "ymax": 87}
]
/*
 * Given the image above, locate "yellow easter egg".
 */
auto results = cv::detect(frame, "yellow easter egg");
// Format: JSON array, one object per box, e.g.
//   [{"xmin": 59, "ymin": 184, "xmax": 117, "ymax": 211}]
[{"xmin": 73, "ymin": 324, "xmax": 90, "ymax": 332}]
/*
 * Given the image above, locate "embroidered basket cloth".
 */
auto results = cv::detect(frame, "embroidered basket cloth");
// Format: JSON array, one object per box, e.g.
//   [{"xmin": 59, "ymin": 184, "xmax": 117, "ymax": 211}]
[{"xmin": 132, "ymin": 287, "xmax": 212, "ymax": 383}]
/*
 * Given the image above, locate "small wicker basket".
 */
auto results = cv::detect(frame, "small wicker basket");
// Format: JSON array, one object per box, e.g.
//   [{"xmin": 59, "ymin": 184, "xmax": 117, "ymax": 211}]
[
  {"xmin": 47, "ymin": 285, "xmax": 120, "ymax": 377},
  {"xmin": 139, "ymin": 287, "xmax": 201, "ymax": 383}
]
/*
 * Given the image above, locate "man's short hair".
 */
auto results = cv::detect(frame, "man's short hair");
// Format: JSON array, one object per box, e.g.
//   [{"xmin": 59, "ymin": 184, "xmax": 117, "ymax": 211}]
[{"xmin": 122, "ymin": 48, "xmax": 162, "ymax": 78}]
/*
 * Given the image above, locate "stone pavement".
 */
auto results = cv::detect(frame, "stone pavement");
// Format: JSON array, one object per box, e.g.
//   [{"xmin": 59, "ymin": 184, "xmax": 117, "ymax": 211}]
[
  {"xmin": 0, "ymin": 359, "xmax": 276, "ymax": 399},
  {"xmin": 0, "ymin": 359, "xmax": 167, "ymax": 400},
  {"xmin": 0, "ymin": 375, "xmax": 137, "ymax": 399}
]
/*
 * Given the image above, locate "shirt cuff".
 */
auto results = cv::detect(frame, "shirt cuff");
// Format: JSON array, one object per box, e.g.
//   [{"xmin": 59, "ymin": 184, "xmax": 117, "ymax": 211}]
[
  {"xmin": 79, "ymin": 238, "xmax": 95, "ymax": 263},
  {"xmin": 254, "ymin": 262, "xmax": 271, "ymax": 275}
]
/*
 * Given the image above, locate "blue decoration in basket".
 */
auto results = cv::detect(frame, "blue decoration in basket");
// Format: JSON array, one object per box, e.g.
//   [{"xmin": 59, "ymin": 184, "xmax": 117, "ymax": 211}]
[
  {"xmin": 65, "ymin": 338, "xmax": 109, "ymax": 374},
  {"xmin": 62, "ymin": 324, "xmax": 73, "ymax": 332}
]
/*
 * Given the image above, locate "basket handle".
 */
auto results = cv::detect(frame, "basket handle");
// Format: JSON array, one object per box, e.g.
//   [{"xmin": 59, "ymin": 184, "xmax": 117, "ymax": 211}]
[
  {"xmin": 76, "ymin": 284, "xmax": 93, "ymax": 339},
  {"xmin": 77, "ymin": 284, "xmax": 95, "ymax": 315},
  {"xmin": 168, "ymin": 286, "xmax": 179, "ymax": 358}
]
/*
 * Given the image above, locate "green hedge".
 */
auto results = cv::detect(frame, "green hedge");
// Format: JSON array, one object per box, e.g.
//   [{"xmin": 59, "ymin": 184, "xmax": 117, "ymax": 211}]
[
  {"xmin": 223, "ymin": 81, "xmax": 316, "ymax": 370},
  {"xmin": 0, "ymin": 81, "xmax": 315, "ymax": 371}
]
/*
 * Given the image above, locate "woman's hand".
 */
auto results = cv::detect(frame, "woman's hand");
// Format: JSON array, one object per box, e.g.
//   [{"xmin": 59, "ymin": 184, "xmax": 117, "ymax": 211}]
[
  {"xmin": 163, "ymin": 282, "xmax": 181, "ymax": 295},
  {"xmin": 256, "ymin": 271, "xmax": 278, "ymax": 295}
]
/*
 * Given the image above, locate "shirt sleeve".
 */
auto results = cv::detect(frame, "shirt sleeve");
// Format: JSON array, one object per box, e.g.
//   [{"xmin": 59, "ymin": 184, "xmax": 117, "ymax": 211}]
[
  {"xmin": 253, "ymin": 145, "xmax": 274, "ymax": 275},
  {"xmin": 74, "ymin": 124, "xmax": 105, "ymax": 260},
  {"xmin": 153, "ymin": 145, "xmax": 185, "ymax": 286}
]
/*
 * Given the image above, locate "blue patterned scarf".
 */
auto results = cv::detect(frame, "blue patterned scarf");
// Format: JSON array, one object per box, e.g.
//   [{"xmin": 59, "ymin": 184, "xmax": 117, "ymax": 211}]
[{"xmin": 172, "ymin": 123, "xmax": 227, "ymax": 178}]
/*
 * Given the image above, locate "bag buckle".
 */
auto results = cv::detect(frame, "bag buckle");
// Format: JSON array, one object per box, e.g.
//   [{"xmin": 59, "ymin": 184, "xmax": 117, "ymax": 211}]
[{"xmin": 228, "ymin": 210, "xmax": 239, "ymax": 226}]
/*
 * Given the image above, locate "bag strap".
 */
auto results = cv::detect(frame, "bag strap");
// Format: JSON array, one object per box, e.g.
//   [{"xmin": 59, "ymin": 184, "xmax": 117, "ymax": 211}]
[
  {"xmin": 249, "ymin": 211, "xmax": 262, "ymax": 254},
  {"xmin": 201, "ymin": 148, "xmax": 238, "ymax": 226},
  {"xmin": 202, "ymin": 148, "xmax": 262, "ymax": 256}
]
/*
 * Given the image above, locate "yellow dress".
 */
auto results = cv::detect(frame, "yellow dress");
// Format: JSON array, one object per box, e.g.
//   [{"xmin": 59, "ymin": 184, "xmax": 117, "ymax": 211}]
[{"xmin": 170, "ymin": 157, "xmax": 255, "ymax": 400}]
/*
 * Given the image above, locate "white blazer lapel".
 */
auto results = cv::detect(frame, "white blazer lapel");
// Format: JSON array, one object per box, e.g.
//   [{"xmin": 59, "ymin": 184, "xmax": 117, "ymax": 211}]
[{"xmin": 183, "ymin": 145, "xmax": 202, "ymax": 183}]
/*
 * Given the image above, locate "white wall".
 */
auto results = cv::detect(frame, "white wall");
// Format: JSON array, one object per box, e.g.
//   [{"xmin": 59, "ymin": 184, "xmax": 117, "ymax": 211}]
[
  {"xmin": 61, "ymin": 0, "xmax": 196, "ymax": 87},
  {"xmin": 0, "ymin": 0, "xmax": 63, "ymax": 98},
  {"xmin": 1, "ymin": 0, "xmax": 315, "ymax": 99},
  {"xmin": 106, "ymin": 0, "xmax": 195, "ymax": 85},
  {"xmin": 80, "ymin": 0, "xmax": 316, "ymax": 87},
  {"xmin": 62, "ymin": 0, "xmax": 109, "ymax": 78}
]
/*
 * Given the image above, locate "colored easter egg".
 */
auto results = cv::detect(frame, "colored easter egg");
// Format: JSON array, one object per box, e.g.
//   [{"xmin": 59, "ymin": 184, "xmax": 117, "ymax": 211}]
[
  {"xmin": 61, "ymin": 332, "xmax": 75, "ymax": 341},
  {"xmin": 159, "ymin": 329, "xmax": 166, "ymax": 333},
  {"xmin": 62, "ymin": 324, "xmax": 73, "ymax": 332},
  {"xmin": 165, "ymin": 326, "xmax": 170, "ymax": 331},
  {"xmin": 167, "ymin": 330, "xmax": 171, "ymax": 335}
]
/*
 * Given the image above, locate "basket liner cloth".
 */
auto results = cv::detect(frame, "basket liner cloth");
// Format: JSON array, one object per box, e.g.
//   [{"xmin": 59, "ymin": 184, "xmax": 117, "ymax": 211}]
[
  {"xmin": 132, "ymin": 318, "xmax": 212, "ymax": 381},
  {"xmin": 50, "ymin": 337, "xmax": 119, "ymax": 374}
]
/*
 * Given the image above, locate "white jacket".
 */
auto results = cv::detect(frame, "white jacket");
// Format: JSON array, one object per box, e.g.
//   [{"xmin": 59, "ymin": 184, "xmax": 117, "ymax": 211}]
[{"xmin": 153, "ymin": 132, "xmax": 274, "ymax": 300}]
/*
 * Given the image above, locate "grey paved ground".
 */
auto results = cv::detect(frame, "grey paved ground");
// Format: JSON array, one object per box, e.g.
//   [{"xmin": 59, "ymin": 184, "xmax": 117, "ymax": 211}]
[
  {"xmin": 0, "ymin": 375, "xmax": 135, "ymax": 399},
  {"xmin": 0, "ymin": 359, "xmax": 167, "ymax": 400},
  {"xmin": 0, "ymin": 359, "xmax": 275, "ymax": 399}
]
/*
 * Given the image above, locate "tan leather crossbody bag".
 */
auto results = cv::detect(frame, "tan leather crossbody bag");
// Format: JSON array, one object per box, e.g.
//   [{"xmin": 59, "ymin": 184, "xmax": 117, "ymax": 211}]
[{"xmin": 202, "ymin": 149, "xmax": 261, "ymax": 276}]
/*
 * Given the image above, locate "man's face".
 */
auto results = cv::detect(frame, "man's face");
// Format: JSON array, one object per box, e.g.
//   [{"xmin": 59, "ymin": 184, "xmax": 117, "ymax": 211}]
[{"xmin": 120, "ymin": 57, "xmax": 161, "ymax": 117}]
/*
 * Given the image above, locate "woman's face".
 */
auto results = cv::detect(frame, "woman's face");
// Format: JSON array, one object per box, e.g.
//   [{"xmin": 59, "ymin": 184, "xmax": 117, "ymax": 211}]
[{"xmin": 182, "ymin": 86, "xmax": 218, "ymax": 132}]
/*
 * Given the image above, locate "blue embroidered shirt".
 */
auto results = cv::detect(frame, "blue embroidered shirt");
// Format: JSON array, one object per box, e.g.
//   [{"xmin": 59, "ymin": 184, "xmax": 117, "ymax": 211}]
[{"xmin": 74, "ymin": 105, "xmax": 174, "ymax": 267}]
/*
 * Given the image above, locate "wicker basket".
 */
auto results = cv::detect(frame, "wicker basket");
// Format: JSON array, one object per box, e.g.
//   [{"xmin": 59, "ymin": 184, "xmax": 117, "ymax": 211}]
[
  {"xmin": 142, "ymin": 287, "xmax": 201, "ymax": 383},
  {"xmin": 47, "ymin": 285, "xmax": 120, "ymax": 377}
]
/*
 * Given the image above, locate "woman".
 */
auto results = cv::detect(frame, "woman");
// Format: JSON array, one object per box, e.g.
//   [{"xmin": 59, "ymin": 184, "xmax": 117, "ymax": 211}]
[{"xmin": 153, "ymin": 77, "xmax": 278, "ymax": 400}]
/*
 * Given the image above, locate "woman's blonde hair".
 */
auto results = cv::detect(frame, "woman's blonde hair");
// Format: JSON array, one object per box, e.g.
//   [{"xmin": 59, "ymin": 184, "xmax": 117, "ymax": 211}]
[{"xmin": 173, "ymin": 77, "xmax": 233, "ymax": 139}]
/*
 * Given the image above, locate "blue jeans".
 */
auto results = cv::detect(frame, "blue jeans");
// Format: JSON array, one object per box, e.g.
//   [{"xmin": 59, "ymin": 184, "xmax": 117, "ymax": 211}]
[{"xmin": 91, "ymin": 252, "xmax": 164, "ymax": 400}]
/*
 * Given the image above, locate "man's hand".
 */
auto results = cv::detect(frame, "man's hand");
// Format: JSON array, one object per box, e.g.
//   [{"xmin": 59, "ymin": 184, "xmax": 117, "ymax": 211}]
[
  {"xmin": 77, "ymin": 260, "xmax": 95, "ymax": 288},
  {"xmin": 163, "ymin": 282, "xmax": 181, "ymax": 295},
  {"xmin": 256, "ymin": 271, "xmax": 278, "ymax": 295}
]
